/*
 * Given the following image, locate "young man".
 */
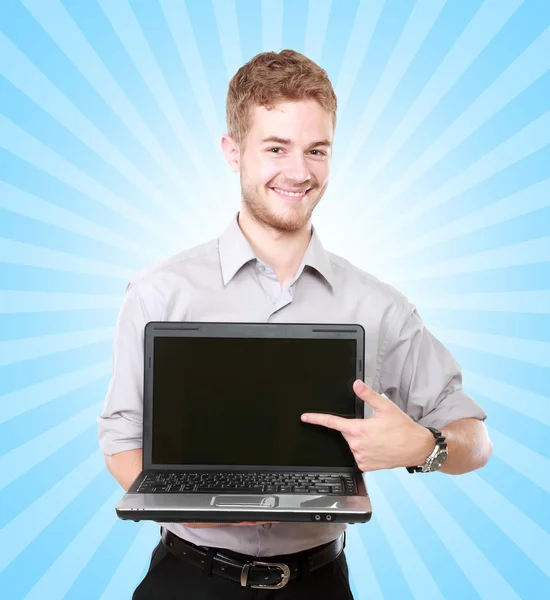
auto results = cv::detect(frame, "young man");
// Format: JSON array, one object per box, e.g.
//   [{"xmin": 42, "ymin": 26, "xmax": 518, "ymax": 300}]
[{"xmin": 99, "ymin": 50, "xmax": 492, "ymax": 599}]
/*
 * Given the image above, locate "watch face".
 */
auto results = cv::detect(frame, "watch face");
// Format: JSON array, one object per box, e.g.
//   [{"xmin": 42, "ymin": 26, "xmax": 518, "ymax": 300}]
[{"xmin": 431, "ymin": 450, "xmax": 448, "ymax": 471}]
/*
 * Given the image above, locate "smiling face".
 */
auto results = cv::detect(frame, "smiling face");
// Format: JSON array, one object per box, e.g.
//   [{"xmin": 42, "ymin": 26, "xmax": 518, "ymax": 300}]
[{"xmin": 224, "ymin": 99, "xmax": 334, "ymax": 232}]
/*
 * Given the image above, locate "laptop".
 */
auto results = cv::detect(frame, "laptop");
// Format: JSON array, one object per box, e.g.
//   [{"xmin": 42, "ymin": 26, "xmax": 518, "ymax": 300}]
[{"xmin": 116, "ymin": 322, "xmax": 373, "ymax": 524}]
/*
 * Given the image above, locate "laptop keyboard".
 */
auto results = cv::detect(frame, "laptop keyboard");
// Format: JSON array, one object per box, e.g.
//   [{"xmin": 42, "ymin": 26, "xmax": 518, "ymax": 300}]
[{"xmin": 137, "ymin": 471, "xmax": 357, "ymax": 495}]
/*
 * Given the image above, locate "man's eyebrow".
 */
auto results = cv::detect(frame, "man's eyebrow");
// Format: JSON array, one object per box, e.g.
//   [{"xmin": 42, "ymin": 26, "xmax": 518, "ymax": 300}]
[{"xmin": 261, "ymin": 136, "xmax": 332, "ymax": 148}]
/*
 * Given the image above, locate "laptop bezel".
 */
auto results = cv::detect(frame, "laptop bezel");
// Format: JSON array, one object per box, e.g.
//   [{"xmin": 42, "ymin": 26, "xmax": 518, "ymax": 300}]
[{"xmin": 142, "ymin": 322, "xmax": 365, "ymax": 474}]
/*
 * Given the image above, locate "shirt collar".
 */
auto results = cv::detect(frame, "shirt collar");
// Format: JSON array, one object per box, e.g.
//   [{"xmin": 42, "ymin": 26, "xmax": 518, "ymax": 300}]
[{"xmin": 218, "ymin": 213, "xmax": 335, "ymax": 292}]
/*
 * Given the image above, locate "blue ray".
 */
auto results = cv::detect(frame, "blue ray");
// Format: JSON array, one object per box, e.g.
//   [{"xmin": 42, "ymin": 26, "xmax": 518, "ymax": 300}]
[
  {"xmin": 343, "ymin": 525, "xmax": 384, "ymax": 600},
  {"xmin": 23, "ymin": 490, "xmax": 120, "ymax": 600},
  {"xmin": 0, "ymin": 375, "xmax": 107, "ymax": 448},
  {"xmin": 0, "ymin": 463, "xmax": 114, "ymax": 599},
  {"xmin": 0, "ymin": 289, "xmax": 118, "ymax": 313},
  {"xmin": 303, "ymin": 0, "xmax": 331, "ymax": 64},
  {"xmin": 463, "ymin": 369, "xmax": 550, "ymax": 426},
  {"xmin": 281, "ymin": 0, "xmax": 309, "ymax": 54},
  {"xmin": 97, "ymin": 522, "xmax": 161, "ymax": 600},
  {"xmin": 0, "ymin": 450, "xmax": 105, "ymax": 574},
  {"xmin": 429, "ymin": 326, "xmax": 550, "ymax": 368},
  {"xmin": 212, "ymin": 0, "xmax": 243, "ymax": 81},
  {"xmin": 346, "ymin": 0, "xmax": 521, "ymax": 188},
  {"xmin": 367, "ymin": 477, "xmax": 444, "ymax": 599},
  {"xmin": 421, "ymin": 470, "xmax": 550, "ymax": 597},
  {"xmin": 0, "ymin": 405, "xmax": 102, "ymax": 490},
  {"xmin": 0, "ymin": 428, "xmax": 98, "ymax": 529},
  {"xmin": 393, "ymin": 470, "xmax": 520, "ymax": 599},
  {"xmin": 262, "ymin": 0, "xmax": 283, "ymax": 51}
]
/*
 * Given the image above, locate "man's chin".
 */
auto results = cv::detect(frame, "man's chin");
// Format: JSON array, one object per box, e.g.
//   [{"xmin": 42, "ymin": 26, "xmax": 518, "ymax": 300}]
[{"xmin": 265, "ymin": 209, "xmax": 311, "ymax": 232}]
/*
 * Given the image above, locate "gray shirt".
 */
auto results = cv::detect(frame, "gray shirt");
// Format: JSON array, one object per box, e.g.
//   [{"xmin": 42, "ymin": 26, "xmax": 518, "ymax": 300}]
[{"xmin": 98, "ymin": 214, "xmax": 487, "ymax": 556}]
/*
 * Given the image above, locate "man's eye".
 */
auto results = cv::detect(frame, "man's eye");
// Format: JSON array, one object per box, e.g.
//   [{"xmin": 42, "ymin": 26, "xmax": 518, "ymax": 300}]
[
  {"xmin": 310, "ymin": 149, "xmax": 326, "ymax": 156},
  {"xmin": 268, "ymin": 147, "xmax": 283, "ymax": 153}
]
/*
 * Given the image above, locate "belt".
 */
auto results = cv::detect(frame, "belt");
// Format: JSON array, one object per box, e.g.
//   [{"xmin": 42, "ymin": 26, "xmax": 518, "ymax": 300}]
[{"xmin": 161, "ymin": 527, "xmax": 345, "ymax": 590}]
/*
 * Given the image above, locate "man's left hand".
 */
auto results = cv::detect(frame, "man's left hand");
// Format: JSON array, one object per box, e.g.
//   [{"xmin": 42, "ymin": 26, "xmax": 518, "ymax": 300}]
[{"xmin": 301, "ymin": 380, "xmax": 434, "ymax": 472}]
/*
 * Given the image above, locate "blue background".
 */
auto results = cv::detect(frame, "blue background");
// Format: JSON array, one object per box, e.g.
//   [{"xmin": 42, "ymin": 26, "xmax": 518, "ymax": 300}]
[{"xmin": 1, "ymin": 0, "xmax": 549, "ymax": 598}]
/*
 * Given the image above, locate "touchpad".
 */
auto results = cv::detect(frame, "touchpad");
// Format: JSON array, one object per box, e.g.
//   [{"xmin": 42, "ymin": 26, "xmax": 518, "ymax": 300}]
[{"xmin": 212, "ymin": 495, "xmax": 278, "ymax": 508}]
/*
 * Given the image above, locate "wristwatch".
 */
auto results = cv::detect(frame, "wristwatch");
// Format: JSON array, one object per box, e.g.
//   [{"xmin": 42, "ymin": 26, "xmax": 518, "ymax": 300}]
[{"xmin": 406, "ymin": 426, "xmax": 448, "ymax": 473}]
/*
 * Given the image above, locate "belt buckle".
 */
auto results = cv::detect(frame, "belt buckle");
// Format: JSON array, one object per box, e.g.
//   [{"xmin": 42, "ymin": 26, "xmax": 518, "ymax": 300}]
[{"xmin": 240, "ymin": 560, "xmax": 291, "ymax": 589}]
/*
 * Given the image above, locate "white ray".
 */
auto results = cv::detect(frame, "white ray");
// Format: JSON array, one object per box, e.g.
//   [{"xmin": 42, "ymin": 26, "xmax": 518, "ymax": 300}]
[
  {"xmin": 24, "ymin": 489, "xmax": 120, "ymax": 600},
  {"xmin": 334, "ymin": 0, "xmax": 385, "ymax": 116},
  {"xmin": 212, "ymin": 0, "xmax": 243, "ymax": 81},
  {"xmin": 359, "ymin": 24, "xmax": 550, "ymax": 228},
  {"xmin": 19, "ymin": 0, "xmax": 210, "ymax": 222},
  {"xmin": 332, "ymin": 0, "xmax": 446, "ymax": 190},
  {"xmin": 489, "ymin": 427, "xmax": 550, "ymax": 495},
  {"xmin": 390, "ymin": 236, "xmax": 550, "ymax": 282},
  {"xmin": 462, "ymin": 369, "xmax": 550, "ymax": 426},
  {"xmin": 303, "ymin": 0, "xmax": 332, "ymax": 64},
  {"xmin": 0, "ymin": 404, "xmax": 100, "ymax": 491},
  {"xmin": 157, "ymin": 0, "xmax": 234, "ymax": 198},
  {"xmin": 344, "ymin": 525, "xmax": 384, "ymax": 600},
  {"xmin": 367, "ymin": 477, "xmax": 444, "ymax": 600},
  {"xmin": 0, "ymin": 238, "xmax": 133, "ymax": 279},
  {"xmin": 1, "ymin": 328, "xmax": 114, "ymax": 366},
  {"xmin": 0, "ymin": 362, "xmax": 111, "ymax": 425},
  {"xmin": 413, "ymin": 290, "xmax": 550, "ymax": 314},
  {"xmin": 394, "ymin": 470, "xmax": 521, "ymax": 600},
  {"xmin": 0, "ymin": 32, "xmax": 193, "ymax": 239},
  {"xmin": 452, "ymin": 472, "xmax": 550, "ymax": 578},
  {"xmin": 0, "ymin": 451, "xmax": 104, "ymax": 572},
  {"xmin": 349, "ymin": 0, "xmax": 526, "ymax": 190},
  {"xmin": 0, "ymin": 291, "xmax": 120, "ymax": 314},
  {"xmin": 96, "ymin": 0, "xmax": 222, "ymax": 209},
  {"xmin": 99, "ymin": 522, "xmax": 161, "ymax": 600},
  {"xmin": 429, "ymin": 327, "xmax": 550, "ymax": 368},
  {"xmin": 159, "ymin": 0, "xmax": 225, "ymax": 141},
  {"xmin": 261, "ymin": 0, "xmax": 283, "ymax": 51},
  {"xmin": 379, "ymin": 176, "xmax": 550, "ymax": 264},
  {"xmin": 0, "ymin": 182, "xmax": 161, "ymax": 261},
  {"xmin": 0, "ymin": 115, "xmax": 183, "ymax": 253},
  {"xmin": 366, "ymin": 110, "xmax": 550, "ymax": 245}
]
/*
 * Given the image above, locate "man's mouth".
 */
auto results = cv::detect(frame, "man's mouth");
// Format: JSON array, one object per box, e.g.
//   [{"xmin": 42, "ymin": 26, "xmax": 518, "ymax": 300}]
[{"xmin": 269, "ymin": 187, "xmax": 312, "ymax": 201}]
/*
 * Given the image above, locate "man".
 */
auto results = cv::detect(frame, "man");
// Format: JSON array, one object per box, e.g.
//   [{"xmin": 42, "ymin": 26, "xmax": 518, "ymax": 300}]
[{"xmin": 98, "ymin": 49, "xmax": 493, "ymax": 599}]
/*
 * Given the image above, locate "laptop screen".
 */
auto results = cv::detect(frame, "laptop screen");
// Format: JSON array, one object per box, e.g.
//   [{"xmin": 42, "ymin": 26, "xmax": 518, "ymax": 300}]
[{"xmin": 151, "ymin": 336, "xmax": 359, "ymax": 469}]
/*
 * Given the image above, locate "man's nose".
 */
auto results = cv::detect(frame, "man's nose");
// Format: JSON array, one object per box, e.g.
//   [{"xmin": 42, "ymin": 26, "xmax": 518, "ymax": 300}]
[{"xmin": 283, "ymin": 152, "xmax": 311, "ymax": 183}]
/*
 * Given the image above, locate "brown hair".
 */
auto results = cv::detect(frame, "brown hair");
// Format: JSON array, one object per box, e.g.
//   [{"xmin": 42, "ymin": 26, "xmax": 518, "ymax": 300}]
[{"xmin": 226, "ymin": 49, "xmax": 337, "ymax": 148}]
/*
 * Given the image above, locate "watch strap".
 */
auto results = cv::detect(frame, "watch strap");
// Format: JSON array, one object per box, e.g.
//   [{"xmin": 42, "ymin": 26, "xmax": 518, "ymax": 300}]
[{"xmin": 406, "ymin": 426, "xmax": 446, "ymax": 473}]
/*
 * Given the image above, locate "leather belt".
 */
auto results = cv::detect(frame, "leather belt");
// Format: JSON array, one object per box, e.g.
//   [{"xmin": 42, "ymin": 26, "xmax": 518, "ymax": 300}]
[{"xmin": 161, "ymin": 527, "xmax": 345, "ymax": 589}]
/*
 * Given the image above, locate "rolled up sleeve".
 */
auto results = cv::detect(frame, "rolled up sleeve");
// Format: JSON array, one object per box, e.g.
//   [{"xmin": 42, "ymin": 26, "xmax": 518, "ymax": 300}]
[
  {"xmin": 377, "ymin": 303, "xmax": 487, "ymax": 429},
  {"xmin": 97, "ymin": 282, "xmax": 152, "ymax": 456}
]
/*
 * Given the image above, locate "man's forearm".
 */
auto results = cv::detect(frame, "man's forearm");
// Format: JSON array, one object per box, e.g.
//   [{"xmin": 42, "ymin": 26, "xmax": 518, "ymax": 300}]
[
  {"xmin": 438, "ymin": 418, "xmax": 493, "ymax": 475},
  {"xmin": 104, "ymin": 448, "xmax": 143, "ymax": 491}
]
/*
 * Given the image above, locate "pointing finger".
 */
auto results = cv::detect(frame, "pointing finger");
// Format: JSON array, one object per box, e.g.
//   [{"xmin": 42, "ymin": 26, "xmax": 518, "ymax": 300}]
[{"xmin": 301, "ymin": 412, "xmax": 355, "ymax": 435}]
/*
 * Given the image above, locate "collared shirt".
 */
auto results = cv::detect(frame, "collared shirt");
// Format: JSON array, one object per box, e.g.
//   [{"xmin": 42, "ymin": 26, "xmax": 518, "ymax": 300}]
[{"xmin": 98, "ymin": 214, "xmax": 487, "ymax": 556}]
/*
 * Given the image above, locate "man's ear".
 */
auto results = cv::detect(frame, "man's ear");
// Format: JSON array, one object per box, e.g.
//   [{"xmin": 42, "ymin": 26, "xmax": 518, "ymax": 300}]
[{"xmin": 221, "ymin": 134, "xmax": 241, "ymax": 173}]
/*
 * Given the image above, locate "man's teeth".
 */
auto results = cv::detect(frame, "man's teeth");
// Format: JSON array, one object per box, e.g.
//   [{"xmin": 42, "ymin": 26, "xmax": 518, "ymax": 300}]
[{"xmin": 272, "ymin": 187, "xmax": 309, "ymax": 197}]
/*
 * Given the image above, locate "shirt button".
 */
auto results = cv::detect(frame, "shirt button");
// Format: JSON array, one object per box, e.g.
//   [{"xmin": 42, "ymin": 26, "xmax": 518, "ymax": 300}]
[{"xmin": 262, "ymin": 523, "xmax": 272, "ymax": 529}]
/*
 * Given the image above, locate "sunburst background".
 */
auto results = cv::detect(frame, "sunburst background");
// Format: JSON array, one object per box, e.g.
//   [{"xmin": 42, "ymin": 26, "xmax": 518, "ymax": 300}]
[{"xmin": 1, "ymin": 0, "xmax": 549, "ymax": 598}]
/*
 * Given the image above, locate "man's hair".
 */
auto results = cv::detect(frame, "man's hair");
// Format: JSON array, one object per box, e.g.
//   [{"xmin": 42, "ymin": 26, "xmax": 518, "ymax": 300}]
[{"xmin": 226, "ymin": 49, "xmax": 337, "ymax": 148}]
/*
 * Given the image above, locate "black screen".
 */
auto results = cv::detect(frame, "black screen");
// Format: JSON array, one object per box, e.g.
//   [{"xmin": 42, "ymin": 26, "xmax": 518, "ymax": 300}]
[{"xmin": 151, "ymin": 336, "xmax": 358, "ymax": 468}]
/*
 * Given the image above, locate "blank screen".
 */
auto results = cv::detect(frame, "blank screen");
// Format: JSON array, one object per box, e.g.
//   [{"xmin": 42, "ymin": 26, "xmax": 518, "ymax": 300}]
[{"xmin": 151, "ymin": 336, "xmax": 358, "ymax": 468}]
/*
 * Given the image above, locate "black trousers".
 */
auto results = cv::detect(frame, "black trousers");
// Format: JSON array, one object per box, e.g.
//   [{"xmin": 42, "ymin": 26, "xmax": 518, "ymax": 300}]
[{"xmin": 132, "ymin": 536, "xmax": 355, "ymax": 599}]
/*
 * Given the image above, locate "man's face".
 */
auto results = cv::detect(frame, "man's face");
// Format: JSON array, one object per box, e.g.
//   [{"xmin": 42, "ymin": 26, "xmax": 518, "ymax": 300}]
[{"xmin": 230, "ymin": 99, "xmax": 333, "ymax": 232}]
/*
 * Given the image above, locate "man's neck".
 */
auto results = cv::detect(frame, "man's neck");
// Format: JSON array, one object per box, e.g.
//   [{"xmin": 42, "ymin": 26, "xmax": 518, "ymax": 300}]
[{"xmin": 237, "ymin": 209, "xmax": 312, "ymax": 287}]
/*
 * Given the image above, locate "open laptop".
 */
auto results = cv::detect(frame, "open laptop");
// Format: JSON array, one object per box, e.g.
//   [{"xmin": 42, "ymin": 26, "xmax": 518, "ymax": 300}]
[{"xmin": 116, "ymin": 322, "xmax": 373, "ymax": 524}]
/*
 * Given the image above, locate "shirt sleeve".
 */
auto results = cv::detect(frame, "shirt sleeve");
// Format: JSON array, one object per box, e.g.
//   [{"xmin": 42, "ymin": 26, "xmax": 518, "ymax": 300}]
[
  {"xmin": 97, "ymin": 282, "xmax": 153, "ymax": 456},
  {"xmin": 376, "ymin": 302, "xmax": 487, "ymax": 429}
]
